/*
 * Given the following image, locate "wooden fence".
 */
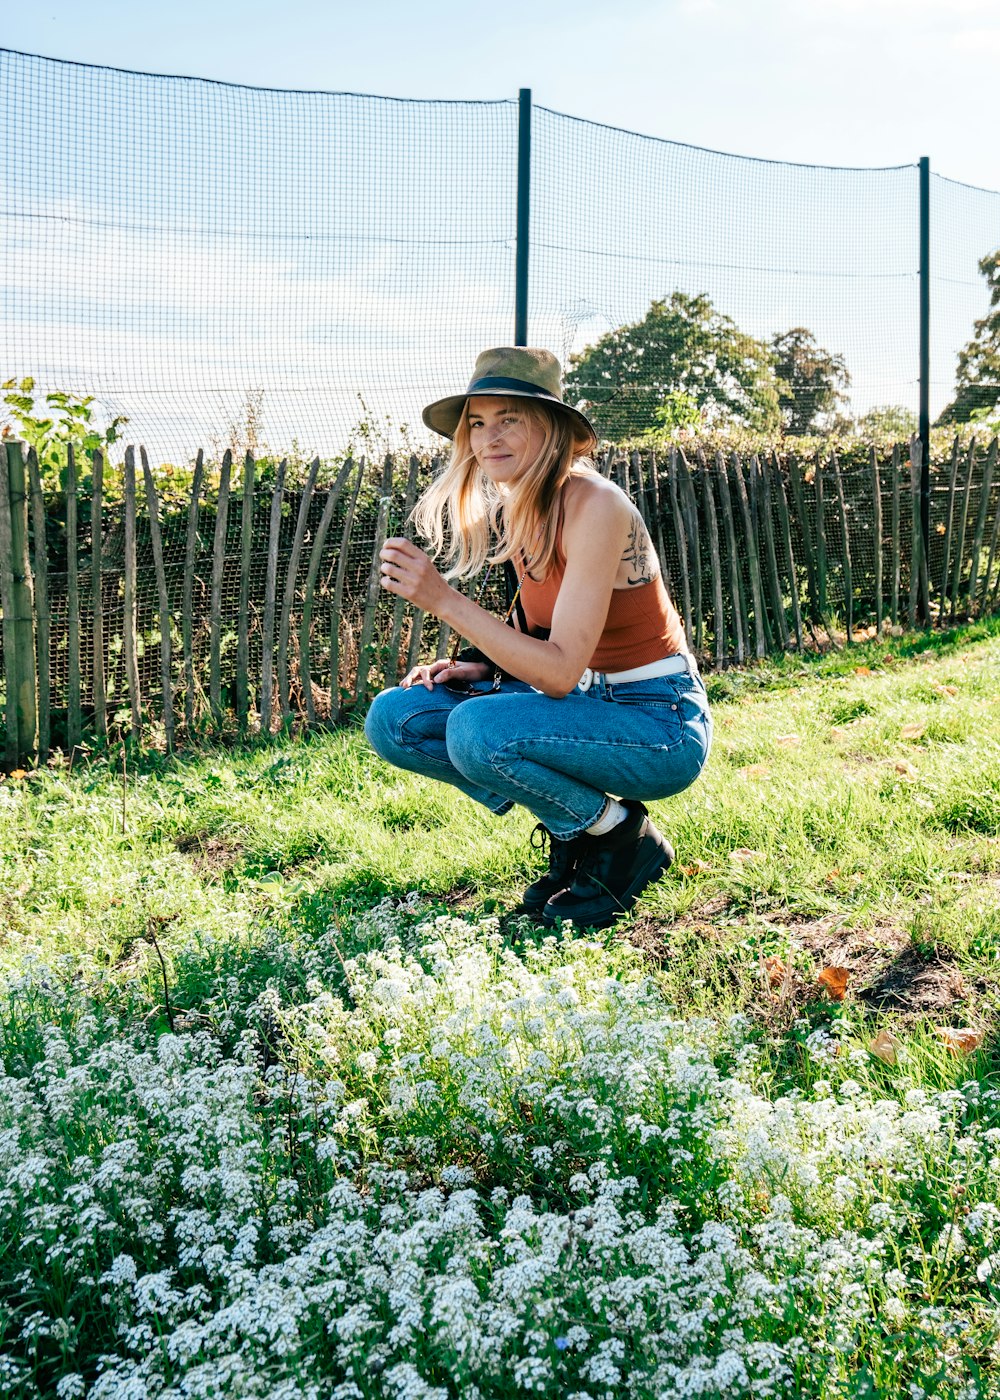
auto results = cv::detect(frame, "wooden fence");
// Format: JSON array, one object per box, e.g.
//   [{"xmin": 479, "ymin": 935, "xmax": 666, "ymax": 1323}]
[{"xmin": 2, "ymin": 435, "xmax": 999, "ymax": 769}]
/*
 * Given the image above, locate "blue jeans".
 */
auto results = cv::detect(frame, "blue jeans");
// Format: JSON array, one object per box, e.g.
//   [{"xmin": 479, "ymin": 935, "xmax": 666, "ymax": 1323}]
[{"xmin": 364, "ymin": 666, "xmax": 712, "ymax": 839}]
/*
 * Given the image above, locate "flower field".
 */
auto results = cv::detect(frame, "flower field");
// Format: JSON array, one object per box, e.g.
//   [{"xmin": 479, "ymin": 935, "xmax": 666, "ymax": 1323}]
[{"xmin": 1, "ymin": 622, "xmax": 1000, "ymax": 1398}]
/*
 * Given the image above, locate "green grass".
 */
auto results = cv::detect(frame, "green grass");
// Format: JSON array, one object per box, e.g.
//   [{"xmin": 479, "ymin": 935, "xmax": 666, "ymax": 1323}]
[{"xmin": 2, "ymin": 621, "xmax": 1000, "ymax": 1398}]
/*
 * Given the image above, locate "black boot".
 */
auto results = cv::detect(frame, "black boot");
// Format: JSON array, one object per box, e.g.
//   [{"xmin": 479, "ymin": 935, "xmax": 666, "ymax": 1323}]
[
  {"xmin": 510, "ymin": 823, "xmax": 582, "ymax": 918},
  {"xmin": 541, "ymin": 801, "xmax": 674, "ymax": 929}
]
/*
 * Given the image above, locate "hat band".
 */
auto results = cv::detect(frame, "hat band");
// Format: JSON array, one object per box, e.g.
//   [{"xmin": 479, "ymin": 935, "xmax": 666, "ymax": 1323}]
[{"xmin": 466, "ymin": 375, "xmax": 561, "ymax": 402}]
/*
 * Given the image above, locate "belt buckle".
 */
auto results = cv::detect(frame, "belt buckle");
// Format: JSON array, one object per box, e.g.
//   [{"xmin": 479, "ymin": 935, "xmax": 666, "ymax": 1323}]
[{"xmin": 578, "ymin": 667, "xmax": 594, "ymax": 692}]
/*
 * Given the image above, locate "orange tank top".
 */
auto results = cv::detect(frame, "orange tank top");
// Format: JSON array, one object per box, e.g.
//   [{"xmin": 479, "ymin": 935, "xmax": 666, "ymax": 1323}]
[{"xmin": 518, "ymin": 527, "xmax": 687, "ymax": 671}]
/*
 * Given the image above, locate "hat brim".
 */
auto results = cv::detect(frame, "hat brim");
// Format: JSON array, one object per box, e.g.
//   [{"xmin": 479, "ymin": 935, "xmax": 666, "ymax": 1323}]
[{"xmin": 422, "ymin": 387, "xmax": 598, "ymax": 451}]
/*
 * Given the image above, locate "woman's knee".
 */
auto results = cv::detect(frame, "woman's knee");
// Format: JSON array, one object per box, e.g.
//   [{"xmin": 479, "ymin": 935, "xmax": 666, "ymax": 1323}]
[
  {"xmin": 444, "ymin": 701, "xmax": 497, "ymax": 778},
  {"xmin": 365, "ymin": 684, "xmax": 452, "ymax": 763}
]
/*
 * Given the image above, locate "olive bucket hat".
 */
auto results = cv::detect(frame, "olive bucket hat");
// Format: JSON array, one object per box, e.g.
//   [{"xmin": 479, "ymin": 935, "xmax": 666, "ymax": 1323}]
[{"xmin": 421, "ymin": 347, "xmax": 598, "ymax": 451}]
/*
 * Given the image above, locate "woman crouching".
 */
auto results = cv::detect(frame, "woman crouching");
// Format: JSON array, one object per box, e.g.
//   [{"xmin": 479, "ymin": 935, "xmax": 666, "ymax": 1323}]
[{"xmin": 365, "ymin": 347, "xmax": 711, "ymax": 929}]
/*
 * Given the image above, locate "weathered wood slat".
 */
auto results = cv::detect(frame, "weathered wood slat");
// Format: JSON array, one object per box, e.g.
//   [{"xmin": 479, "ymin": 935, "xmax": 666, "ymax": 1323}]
[
  {"xmin": 786, "ymin": 452, "xmax": 819, "ymax": 626},
  {"xmin": 813, "ymin": 454, "xmax": 828, "ymax": 622},
  {"xmin": 938, "ymin": 437, "xmax": 961, "ymax": 617},
  {"xmin": 667, "ymin": 448, "xmax": 692, "ymax": 647},
  {"xmin": 385, "ymin": 452, "xmax": 423, "ymax": 688},
  {"xmin": 181, "ymin": 449, "xmax": 205, "ymax": 732},
  {"xmin": 648, "ymin": 450, "xmax": 669, "ymax": 585},
  {"xmin": 949, "ymin": 440, "xmax": 976, "ymax": 622},
  {"xmin": 236, "ymin": 452, "xmax": 256, "ymax": 732},
  {"xmin": 677, "ymin": 450, "xmax": 703, "ymax": 651},
  {"xmin": 747, "ymin": 455, "xmax": 776, "ymax": 651},
  {"xmin": 772, "ymin": 453, "xmax": 804, "ymax": 652},
  {"xmin": 908, "ymin": 439, "xmax": 923, "ymax": 628},
  {"xmin": 829, "ymin": 451, "xmax": 853, "ymax": 644},
  {"xmin": 122, "ymin": 447, "xmax": 142, "ymax": 741},
  {"xmin": 730, "ymin": 452, "xmax": 766, "ymax": 658},
  {"xmin": 715, "ymin": 450, "xmax": 745, "ymax": 663},
  {"xmin": 90, "ymin": 448, "xmax": 107, "ymax": 740},
  {"xmin": 355, "ymin": 455, "xmax": 395, "ymax": 704},
  {"xmin": 967, "ymin": 438, "xmax": 996, "ymax": 613},
  {"xmin": 209, "ymin": 449, "xmax": 233, "ymax": 728},
  {"xmin": 977, "ymin": 440, "xmax": 1000, "ymax": 612},
  {"xmin": 299, "ymin": 456, "xmax": 355, "ymax": 725},
  {"xmin": 26, "ymin": 449, "xmax": 50, "ymax": 762},
  {"xmin": 759, "ymin": 453, "xmax": 788, "ymax": 650},
  {"xmin": 890, "ymin": 443, "xmax": 901, "ymax": 626},
  {"xmin": 870, "ymin": 447, "xmax": 884, "ymax": 638},
  {"xmin": 65, "ymin": 442, "xmax": 81, "ymax": 749},
  {"xmin": 0, "ymin": 445, "xmax": 20, "ymax": 769},
  {"xmin": 278, "ymin": 457, "xmax": 320, "ymax": 727},
  {"xmin": 259, "ymin": 458, "xmax": 288, "ymax": 733},
  {"xmin": 331, "ymin": 458, "xmax": 364, "ymax": 719},
  {"xmin": 140, "ymin": 446, "xmax": 174, "ymax": 753},
  {"xmin": 697, "ymin": 447, "xmax": 726, "ymax": 668}
]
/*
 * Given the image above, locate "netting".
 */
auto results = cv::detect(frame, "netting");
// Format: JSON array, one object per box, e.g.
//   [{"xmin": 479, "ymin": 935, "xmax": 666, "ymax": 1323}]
[{"xmin": 3, "ymin": 48, "xmax": 1000, "ymax": 455}]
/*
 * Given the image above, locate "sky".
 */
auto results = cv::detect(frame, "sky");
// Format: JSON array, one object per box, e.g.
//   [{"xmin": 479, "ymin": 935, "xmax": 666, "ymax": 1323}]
[
  {"xmin": 4, "ymin": 0, "xmax": 1000, "ymax": 458},
  {"xmin": 6, "ymin": 0, "xmax": 999, "ymax": 188}
]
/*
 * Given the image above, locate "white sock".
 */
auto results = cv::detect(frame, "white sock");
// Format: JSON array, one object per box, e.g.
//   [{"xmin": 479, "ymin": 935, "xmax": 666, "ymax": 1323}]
[{"xmin": 586, "ymin": 796, "xmax": 629, "ymax": 836}]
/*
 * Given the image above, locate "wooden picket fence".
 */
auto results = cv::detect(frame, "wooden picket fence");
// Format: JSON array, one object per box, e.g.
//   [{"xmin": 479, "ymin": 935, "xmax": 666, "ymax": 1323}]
[{"xmin": 1, "ymin": 434, "xmax": 999, "ymax": 770}]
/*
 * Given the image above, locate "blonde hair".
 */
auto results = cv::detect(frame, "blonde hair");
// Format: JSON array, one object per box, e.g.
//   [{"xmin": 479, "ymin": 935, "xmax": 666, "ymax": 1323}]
[{"xmin": 412, "ymin": 398, "xmax": 596, "ymax": 580}]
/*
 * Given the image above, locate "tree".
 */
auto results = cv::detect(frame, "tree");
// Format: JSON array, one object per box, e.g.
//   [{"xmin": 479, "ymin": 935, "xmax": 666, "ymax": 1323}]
[
  {"xmin": 938, "ymin": 248, "xmax": 1000, "ymax": 424},
  {"xmin": 565, "ymin": 292, "xmax": 781, "ymax": 440},
  {"xmin": 770, "ymin": 328, "xmax": 850, "ymax": 435},
  {"xmin": 852, "ymin": 404, "xmax": 917, "ymax": 439}
]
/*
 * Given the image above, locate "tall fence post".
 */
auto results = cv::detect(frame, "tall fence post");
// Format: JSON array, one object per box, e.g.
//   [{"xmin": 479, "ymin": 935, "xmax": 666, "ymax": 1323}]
[
  {"xmin": 515, "ymin": 87, "xmax": 531, "ymax": 347},
  {"xmin": 918, "ymin": 155, "xmax": 931, "ymax": 621},
  {"xmin": 4, "ymin": 442, "xmax": 37, "ymax": 764},
  {"xmin": 0, "ymin": 444, "xmax": 20, "ymax": 769}
]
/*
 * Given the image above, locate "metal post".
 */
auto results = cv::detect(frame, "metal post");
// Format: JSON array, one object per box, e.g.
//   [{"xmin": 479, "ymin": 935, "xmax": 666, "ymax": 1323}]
[
  {"xmin": 515, "ymin": 87, "xmax": 532, "ymax": 347},
  {"xmin": 919, "ymin": 155, "xmax": 931, "ymax": 611}
]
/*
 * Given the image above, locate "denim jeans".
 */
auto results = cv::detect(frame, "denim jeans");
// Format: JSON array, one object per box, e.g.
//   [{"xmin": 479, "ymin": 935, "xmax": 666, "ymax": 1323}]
[{"xmin": 364, "ymin": 665, "xmax": 712, "ymax": 839}]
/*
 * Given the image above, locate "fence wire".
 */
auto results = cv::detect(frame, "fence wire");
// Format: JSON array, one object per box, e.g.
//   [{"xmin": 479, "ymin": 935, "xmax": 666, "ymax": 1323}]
[{"xmin": 3, "ymin": 49, "xmax": 1000, "ymax": 457}]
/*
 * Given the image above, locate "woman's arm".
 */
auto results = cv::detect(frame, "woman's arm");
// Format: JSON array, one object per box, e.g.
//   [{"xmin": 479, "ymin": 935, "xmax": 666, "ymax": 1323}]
[{"xmin": 379, "ymin": 480, "xmax": 632, "ymax": 697}]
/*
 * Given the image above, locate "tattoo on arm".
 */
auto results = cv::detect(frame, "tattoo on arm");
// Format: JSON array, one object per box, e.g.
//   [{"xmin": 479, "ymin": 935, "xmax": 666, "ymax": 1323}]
[{"xmin": 622, "ymin": 515, "xmax": 654, "ymax": 585}]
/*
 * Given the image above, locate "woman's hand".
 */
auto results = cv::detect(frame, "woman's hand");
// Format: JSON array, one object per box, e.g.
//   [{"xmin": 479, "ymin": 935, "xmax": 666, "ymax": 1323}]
[
  {"xmin": 400, "ymin": 659, "xmax": 493, "ymax": 691},
  {"xmin": 379, "ymin": 538, "xmax": 451, "ymax": 615}
]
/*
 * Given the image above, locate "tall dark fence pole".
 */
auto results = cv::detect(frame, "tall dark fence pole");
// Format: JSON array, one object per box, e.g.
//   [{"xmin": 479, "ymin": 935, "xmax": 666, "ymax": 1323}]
[
  {"xmin": 515, "ymin": 87, "xmax": 531, "ymax": 347},
  {"xmin": 919, "ymin": 155, "xmax": 931, "ymax": 618},
  {"xmin": 6, "ymin": 442, "xmax": 37, "ymax": 762}
]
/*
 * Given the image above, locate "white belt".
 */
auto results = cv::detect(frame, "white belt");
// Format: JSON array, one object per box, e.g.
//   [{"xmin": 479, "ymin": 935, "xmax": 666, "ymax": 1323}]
[{"xmin": 577, "ymin": 653, "xmax": 696, "ymax": 692}]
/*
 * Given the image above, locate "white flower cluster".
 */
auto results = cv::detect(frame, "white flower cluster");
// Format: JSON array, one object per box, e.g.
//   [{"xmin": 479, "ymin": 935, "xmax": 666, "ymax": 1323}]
[{"xmin": 0, "ymin": 906, "xmax": 995, "ymax": 1398}]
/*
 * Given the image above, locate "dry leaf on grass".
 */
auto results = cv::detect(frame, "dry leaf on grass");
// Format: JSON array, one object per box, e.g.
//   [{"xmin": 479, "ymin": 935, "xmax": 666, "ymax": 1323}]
[
  {"xmin": 894, "ymin": 759, "xmax": 918, "ymax": 777},
  {"xmin": 680, "ymin": 859, "xmax": 712, "ymax": 877},
  {"xmin": 775, "ymin": 734, "xmax": 801, "ymax": 748},
  {"xmin": 936, "ymin": 1027, "xmax": 982, "ymax": 1055},
  {"xmin": 730, "ymin": 848, "xmax": 765, "ymax": 863},
  {"xmin": 817, "ymin": 966, "xmax": 850, "ymax": 1000},
  {"xmin": 933, "ymin": 683, "xmax": 958, "ymax": 698},
  {"xmin": 900, "ymin": 722, "xmax": 926, "ymax": 741},
  {"xmin": 854, "ymin": 666, "xmax": 872, "ymax": 676},
  {"xmin": 762, "ymin": 954, "xmax": 786, "ymax": 989},
  {"xmin": 738, "ymin": 764, "xmax": 771, "ymax": 779},
  {"xmin": 869, "ymin": 1030, "xmax": 900, "ymax": 1065}
]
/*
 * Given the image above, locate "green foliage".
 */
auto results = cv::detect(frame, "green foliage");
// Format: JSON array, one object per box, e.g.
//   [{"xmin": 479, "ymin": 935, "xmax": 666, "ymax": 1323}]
[
  {"xmin": 565, "ymin": 292, "xmax": 783, "ymax": 440},
  {"xmin": 852, "ymin": 404, "xmax": 919, "ymax": 439},
  {"xmin": 937, "ymin": 247, "xmax": 1000, "ymax": 425},
  {"xmin": 1, "ymin": 377, "xmax": 127, "ymax": 494},
  {"xmin": 771, "ymin": 327, "xmax": 851, "ymax": 435}
]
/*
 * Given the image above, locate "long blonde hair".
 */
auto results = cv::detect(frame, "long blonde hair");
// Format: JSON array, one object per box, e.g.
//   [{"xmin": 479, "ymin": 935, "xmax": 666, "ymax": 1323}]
[{"xmin": 412, "ymin": 398, "xmax": 596, "ymax": 579}]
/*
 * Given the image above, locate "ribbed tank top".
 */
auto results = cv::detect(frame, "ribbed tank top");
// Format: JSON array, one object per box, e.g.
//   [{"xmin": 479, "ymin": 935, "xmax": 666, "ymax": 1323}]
[{"xmin": 518, "ymin": 524, "xmax": 687, "ymax": 671}]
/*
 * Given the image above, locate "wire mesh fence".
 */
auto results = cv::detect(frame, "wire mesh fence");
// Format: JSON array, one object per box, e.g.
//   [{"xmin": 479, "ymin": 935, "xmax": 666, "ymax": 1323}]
[{"xmin": 4, "ymin": 48, "xmax": 1000, "ymax": 459}]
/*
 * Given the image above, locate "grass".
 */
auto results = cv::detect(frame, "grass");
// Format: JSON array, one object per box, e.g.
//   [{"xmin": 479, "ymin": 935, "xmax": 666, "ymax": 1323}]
[{"xmin": 1, "ymin": 619, "xmax": 1000, "ymax": 1397}]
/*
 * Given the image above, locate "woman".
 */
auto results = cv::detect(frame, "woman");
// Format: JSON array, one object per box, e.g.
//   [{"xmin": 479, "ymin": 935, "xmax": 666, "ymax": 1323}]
[{"xmin": 365, "ymin": 347, "xmax": 711, "ymax": 929}]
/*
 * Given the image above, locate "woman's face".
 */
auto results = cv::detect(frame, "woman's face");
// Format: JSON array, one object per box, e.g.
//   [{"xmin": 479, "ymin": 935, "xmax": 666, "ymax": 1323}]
[{"xmin": 467, "ymin": 396, "xmax": 547, "ymax": 485}]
